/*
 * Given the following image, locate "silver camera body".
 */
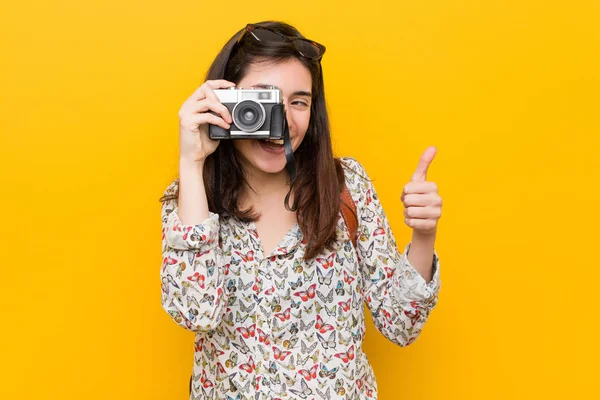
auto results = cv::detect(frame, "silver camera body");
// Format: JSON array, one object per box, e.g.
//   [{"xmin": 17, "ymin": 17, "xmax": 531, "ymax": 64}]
[{"xmin": 209, "ymin": 87, "xmax": 286, "ymax": 140}]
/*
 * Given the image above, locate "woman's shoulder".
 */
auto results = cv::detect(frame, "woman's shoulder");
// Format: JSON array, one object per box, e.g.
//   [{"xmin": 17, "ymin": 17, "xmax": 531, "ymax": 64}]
[
  {"xmin": 338, "ymin": 156, "xmax": 363, "ymax": 172},
  {"xmin": 337, "ymin": 157, "xmax": 376, "ymax": 207},
  {"xmin": 164, "ymin": 178, "xmax": 180, "ymax": 194},
  {"xmin": 338, "ymin": 156, "xmax": 371, "ymax": 185},
  {"xmin": 159, "ymin": 178, "xmax": 180, "ymax": 204}
]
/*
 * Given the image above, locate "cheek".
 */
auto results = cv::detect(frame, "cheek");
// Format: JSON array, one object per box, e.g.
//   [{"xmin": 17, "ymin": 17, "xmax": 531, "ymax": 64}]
[
  {"xmin": 232, "ymin": 140, "xmax": 242, "ymax": 152},
  {"xmin": 289, "ymin": 111, "xmax": 311, "ymax": 138},
  {"xmin": 232, "ymin": 140, "xmax": 251, "ymax": 157}
]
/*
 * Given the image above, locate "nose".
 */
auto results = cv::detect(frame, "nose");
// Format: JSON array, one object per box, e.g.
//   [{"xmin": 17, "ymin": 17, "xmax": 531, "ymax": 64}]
[
  {"xmin": 283, "ymin": 102, "xmax": 294, "ymax": 131},
  {"xmin": 285, "ymin": 114, "xmax": 294, "ymax": 133}
]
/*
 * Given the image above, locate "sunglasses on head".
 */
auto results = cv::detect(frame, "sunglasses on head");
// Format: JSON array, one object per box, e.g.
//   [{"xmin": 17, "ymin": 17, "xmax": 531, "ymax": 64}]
[{"xmin": 237, "ymin": 24, "xmax": 326, "ymax": 61}]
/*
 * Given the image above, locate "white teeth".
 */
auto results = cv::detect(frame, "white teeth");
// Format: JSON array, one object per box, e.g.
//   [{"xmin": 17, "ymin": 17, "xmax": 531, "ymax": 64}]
[{"xmin": 266, "ymin": 139, "xmax": 284, "ymax": 145}]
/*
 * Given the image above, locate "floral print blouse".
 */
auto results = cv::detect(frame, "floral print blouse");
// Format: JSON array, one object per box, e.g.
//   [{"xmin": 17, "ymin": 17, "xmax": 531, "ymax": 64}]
[{"xmin": 160, "ymin": 157, "xmax": 441, "ymax": 400}]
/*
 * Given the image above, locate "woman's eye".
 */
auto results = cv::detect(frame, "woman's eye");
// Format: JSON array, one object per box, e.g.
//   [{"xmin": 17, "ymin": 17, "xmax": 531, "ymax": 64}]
[{"xmin": 292, "ymin": 101, "xmax": 309, "ymax": 107}]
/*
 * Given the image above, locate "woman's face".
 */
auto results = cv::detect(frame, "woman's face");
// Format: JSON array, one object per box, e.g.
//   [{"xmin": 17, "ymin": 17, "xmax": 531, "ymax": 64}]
[{"xmin": 233, "ymin": 58, "xmax": 312, "ymax": 177}]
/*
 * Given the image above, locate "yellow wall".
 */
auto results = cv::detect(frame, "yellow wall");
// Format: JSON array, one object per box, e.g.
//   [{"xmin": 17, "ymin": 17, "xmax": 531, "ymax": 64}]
[{"xmin": 1, "ymin": 0, "xmax": 599, "ymax": 399}]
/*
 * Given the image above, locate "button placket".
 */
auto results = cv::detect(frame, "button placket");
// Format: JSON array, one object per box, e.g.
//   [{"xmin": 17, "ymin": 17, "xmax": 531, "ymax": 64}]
[{"xmin": 261, "ymin": 256, "xmax": 284, "ymax": 397}]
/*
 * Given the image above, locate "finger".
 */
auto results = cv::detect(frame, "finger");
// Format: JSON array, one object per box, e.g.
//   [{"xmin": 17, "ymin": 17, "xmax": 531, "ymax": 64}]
[
  {"xmin": 188, "ymin": 112, "xmax": 231, "ymax": 131},
  {"xmin": 200, "ymin": 85, "xmax": 233, "ymax": 123},
  {"xmin": 411, "ymin": 146, "xmax": 437, "ymax": 182},
  {"xmin": 189, "ymin": 80, "xmax": 236, "ymax": 101},
  {"xmin": 204, "ymin": 79, "xmax": 236, "ymax": 89},
  {"xmin": 404, "ymin": 206, "xmax": 441, "ymax": 219},
  {"xmin": 403, "ymin": 181, "xmax": 438, "ymax": 195},
  {"xmin": 189, "ymin": 83, "xmax": 208, "ymax": 101},
  {"xmin": 405, "ymin": 218, "xmax": 438, "ymax": 232},
  {"xmin": 191, "ymin": 98, "xmax": 232, "ymax": 124},
  {"xmin": 402, "ymin": 193, "xmax": 441, "ymax": 207}
]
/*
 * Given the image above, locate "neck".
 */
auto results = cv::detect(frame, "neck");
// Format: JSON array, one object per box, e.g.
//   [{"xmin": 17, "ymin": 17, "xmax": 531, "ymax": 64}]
[{"xmin": 242, "ymin": 166, "xmax": 291, "ymax": 206}]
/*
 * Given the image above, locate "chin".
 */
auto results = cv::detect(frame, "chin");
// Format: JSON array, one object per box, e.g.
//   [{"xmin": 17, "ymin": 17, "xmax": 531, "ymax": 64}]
[
  {"xmin": 252, "ymin": 156, "xmax": 288, "ymax": 175},
  {"xmin": 242, "ymin": 140, "xmax": 290, "ymax": 174}
]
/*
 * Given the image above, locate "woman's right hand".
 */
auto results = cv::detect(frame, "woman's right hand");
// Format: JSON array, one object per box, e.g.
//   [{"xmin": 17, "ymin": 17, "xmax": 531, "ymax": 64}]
[{"xmin": 178, "ymin": 80, "xmax": 236, "ymax": 164}]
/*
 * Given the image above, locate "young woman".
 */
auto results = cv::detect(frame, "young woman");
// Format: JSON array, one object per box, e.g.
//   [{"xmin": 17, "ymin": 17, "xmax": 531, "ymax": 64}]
[{"xmin": 160, "ymin": 21, "xmax": 442, "ymax": 400}]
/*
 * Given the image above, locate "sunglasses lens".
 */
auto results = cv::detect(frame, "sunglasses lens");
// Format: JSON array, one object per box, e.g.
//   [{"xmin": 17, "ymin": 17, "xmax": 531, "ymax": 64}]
[
  {"xmin": 294, "ymin": 40, "xmax": 321, "ymax": 59},
  {"xmin": 252, "ymin": 27, "xmax": 284, "ymax": 42},
  {"xmin": 243, "ymin": 26, "xmax": 325, "ymax": 60}
]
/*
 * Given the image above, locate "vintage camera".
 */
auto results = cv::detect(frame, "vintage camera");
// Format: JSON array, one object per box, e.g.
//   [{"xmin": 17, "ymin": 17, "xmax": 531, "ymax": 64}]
[{"xmin": 209, "ymin": 87, "xmax": 286, "ymax": 140}]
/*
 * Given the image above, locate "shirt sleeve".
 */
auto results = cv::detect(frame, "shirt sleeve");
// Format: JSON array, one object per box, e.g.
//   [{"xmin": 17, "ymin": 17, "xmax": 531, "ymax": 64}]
[
  {"xmin": 341, "ymin": 157, "xmax": 441, "ymax": 346},
  {"xmin": 159, "ymin": 179, "xmax": 229, "ymax": 332}
]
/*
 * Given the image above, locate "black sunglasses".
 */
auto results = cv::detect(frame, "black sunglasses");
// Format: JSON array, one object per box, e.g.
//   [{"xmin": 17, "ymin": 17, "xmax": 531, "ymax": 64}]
[{"xmin": 237, "ymin": 24, "xmax": 326, "ymax": 61}]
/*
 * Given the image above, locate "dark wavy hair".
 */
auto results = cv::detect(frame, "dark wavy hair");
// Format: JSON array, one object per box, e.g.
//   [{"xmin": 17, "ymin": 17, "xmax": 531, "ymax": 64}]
[{"xmin": 163, "ymin": 21, "xmax": 348, "ymax": 259}]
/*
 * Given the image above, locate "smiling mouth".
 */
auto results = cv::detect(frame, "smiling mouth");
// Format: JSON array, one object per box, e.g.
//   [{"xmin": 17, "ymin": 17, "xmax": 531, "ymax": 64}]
[
  {"xmin": 263, "ymin": 139, "xmax": 284, "ymax": 145},
  {"xmin": 258, "ymin": 138, "xmax": 286, "ymax": 152}
]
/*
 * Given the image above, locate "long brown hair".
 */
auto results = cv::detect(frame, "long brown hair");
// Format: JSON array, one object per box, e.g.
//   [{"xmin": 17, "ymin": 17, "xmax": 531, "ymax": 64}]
[{"xmin": 162, "ymin": 21, "xmax": 347, "ymax": 260}]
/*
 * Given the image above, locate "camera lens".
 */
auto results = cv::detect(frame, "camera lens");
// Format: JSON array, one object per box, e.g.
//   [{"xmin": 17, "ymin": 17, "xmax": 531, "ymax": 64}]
[{"xmin": 232, "ymin": 100, "xmax": 266, "ymax": 133}]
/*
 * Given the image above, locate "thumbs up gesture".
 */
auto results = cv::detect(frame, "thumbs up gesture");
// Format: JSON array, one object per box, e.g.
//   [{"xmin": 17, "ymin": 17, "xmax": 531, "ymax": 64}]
[{"xmin": 401, "ymin": 146, "xmax": 443, "ymax": 235}]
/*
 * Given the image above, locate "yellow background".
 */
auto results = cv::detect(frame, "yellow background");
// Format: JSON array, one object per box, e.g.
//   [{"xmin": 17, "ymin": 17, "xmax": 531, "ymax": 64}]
[{"xmin": 1, "ymin": 0, "xmax": 599, "ymax": 399}]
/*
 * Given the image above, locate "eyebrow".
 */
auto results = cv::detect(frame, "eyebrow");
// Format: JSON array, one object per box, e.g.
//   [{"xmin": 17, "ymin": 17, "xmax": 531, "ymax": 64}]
[{"xmin": 252, "ymin": 83, "xmax": 312, "ymax": 97}]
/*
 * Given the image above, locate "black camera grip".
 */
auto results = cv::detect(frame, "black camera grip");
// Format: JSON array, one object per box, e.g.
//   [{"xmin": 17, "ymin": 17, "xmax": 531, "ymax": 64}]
[
  {"xmin": 269, "ymin": 104, "xmax": 285, "ymax": 140},
  {"xmin": 207, "ymin": 111, "xmax": 230, "ymax": 139}
]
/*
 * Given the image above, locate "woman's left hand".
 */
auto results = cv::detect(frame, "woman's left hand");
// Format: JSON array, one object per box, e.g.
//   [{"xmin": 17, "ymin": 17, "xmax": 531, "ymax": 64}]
[{"xmin": 401, "ymin": 146, "xmax": 443, "ymax": 235}]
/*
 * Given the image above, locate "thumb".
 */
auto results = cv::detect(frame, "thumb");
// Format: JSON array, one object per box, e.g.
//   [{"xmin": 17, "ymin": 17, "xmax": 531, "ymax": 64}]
[{"xmin": 411, "ymin": 146, "xmax": 437, "ymax": 182}]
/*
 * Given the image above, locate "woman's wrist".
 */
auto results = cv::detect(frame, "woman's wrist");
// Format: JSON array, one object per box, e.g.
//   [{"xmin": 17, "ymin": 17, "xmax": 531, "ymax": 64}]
[{"xmin": 179, "ymin": 157, "xmax": 205, "ymax": 173}]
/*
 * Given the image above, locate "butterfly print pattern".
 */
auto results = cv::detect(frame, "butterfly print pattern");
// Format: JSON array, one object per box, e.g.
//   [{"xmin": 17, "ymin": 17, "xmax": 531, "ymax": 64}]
[{"xmin": 160, "ymin": 157, "xmax": 441, "ymax": 399}]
